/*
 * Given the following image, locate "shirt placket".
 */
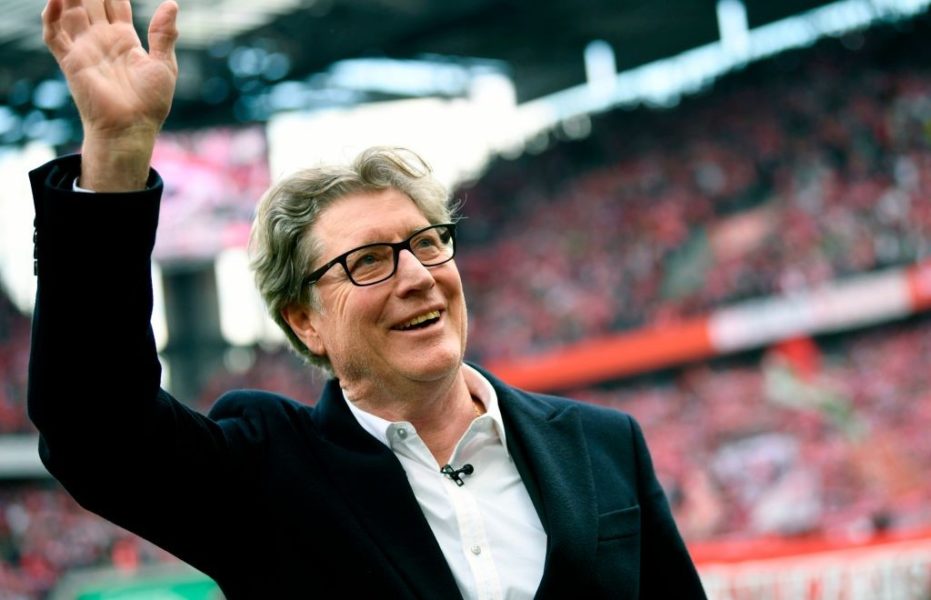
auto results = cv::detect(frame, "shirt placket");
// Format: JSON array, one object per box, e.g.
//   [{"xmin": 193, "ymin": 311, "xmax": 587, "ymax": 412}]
[
  {"xmin": 387, "ymin": 420, "xmax": 505, "ymax": 600},
  {"xmin": 444, "ymin": 423, "xmax": 504, "ymax": 600}
]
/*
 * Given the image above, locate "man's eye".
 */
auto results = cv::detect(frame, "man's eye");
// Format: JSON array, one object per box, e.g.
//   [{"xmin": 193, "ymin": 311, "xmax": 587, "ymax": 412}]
[
  {"xmin": 348, "ymin": 249, "xmax": 389, "ymax": 274},
  {"xmin": 415, "ymin": 236, "xmax": 439, "ymax": 249}
]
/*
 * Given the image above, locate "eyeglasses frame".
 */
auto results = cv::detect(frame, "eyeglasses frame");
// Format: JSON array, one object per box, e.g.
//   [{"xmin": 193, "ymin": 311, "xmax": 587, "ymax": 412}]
[{"xmin": 303, "ymin": 222, "xmax": 458, "ymax": 287}]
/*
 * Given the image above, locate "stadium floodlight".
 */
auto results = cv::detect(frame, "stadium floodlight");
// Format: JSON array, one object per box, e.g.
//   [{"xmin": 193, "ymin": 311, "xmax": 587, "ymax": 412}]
[
  {"xmin": 716, "ymin": 0, "xmax": 750, "ymax": 61},
  {"xmin": 584, "ymin": 40, "xmax": 618, "ymax": 99}
]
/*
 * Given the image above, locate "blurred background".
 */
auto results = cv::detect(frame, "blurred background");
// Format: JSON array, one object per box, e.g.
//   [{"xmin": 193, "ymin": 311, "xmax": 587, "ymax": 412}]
[{"xmin": 2, "ymin": 0, "xmax": 931, "ymax": 597}]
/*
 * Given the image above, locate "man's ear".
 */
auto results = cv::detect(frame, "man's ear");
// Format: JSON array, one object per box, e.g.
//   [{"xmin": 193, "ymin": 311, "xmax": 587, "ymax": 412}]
[{"xmin": 281, "ymin": 303, "xmax": 326, "ymax": 357}]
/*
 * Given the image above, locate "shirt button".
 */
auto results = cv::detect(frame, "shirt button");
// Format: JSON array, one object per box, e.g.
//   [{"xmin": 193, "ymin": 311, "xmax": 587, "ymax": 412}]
[
  {"xmin": 470, "ymin": 545, "xmax": 482, "ymax": 555},
  {"xmin": 396, "ymin": 428, "xmax": 408, "ymax": 439}
]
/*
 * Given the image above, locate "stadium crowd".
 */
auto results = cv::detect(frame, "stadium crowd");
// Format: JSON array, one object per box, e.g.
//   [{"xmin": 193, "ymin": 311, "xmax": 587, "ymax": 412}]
[
  {"xmin": 577, "ymin": 317, "xmax": 931, "ymax": 542},
  {"xmin": 0, "ymin": 485, "xmax": 175, "ymax": 598},
  {"xmin": 0, "ymin": 290, "xmax": 30, "ymax": 436},
  {"xmin": 458, "ymin": 24, "xmax": 931, "ymax": 361},
  {"xmin": 1, "ymin": 17, "xmax": 931, "ymax": 598}
]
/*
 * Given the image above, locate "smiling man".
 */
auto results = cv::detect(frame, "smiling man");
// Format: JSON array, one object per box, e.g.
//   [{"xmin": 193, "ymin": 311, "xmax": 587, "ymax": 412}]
[
  {"xmin": 27, "ymin": 0, "xmax": 706, "ymax": 598},
  {"xmin": 276, "ymin": 186, "xmax": 471, "ymax": 425}
]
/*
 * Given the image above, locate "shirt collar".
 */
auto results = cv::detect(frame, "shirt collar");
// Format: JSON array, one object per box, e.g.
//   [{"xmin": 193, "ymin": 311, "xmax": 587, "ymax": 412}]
[{"xmin": 342, "ymin": 364, "xmax": 508, "ymax": 452}]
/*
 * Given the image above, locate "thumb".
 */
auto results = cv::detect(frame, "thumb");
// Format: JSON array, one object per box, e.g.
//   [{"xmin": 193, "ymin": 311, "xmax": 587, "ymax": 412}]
[{"xmin": 148, "ymin": 0, "xmax": 179, "ymax": 63}]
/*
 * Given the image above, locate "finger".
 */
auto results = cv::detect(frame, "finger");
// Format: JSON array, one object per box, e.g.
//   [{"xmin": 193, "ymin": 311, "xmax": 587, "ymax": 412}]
[
  {"xmin": 148, "ymin": 0, "xmax": 179, "ymax": 62},
  {"xmin": 103, "ymin": 0, "xmax": 132, "ymax": 24},
  {"xmin": 83, "ymin": 0, "xmax": 108, "ymax": 23},
  {"xmin": 42, "ymin": 0, "xmax": 71, "ymax": 56},
  {"xmin": 42, "ymin": 0, "xmax": 64, "ymax": 25},
  {"xmin": 59, "ymin": 0, "xmax": 91, "ymax": 40}
]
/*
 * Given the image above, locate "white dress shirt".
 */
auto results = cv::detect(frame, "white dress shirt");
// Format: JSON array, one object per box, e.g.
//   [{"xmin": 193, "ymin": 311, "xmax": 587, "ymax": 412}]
[{"xmin": 344, "ymin": 364, "xmax": 547, "ymax": 600}]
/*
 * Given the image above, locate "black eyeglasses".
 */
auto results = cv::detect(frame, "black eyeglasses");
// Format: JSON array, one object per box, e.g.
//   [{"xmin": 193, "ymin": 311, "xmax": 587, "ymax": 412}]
[{"xmin": 304, "ymin": 223, "xmax": 457, "ymax": 287}]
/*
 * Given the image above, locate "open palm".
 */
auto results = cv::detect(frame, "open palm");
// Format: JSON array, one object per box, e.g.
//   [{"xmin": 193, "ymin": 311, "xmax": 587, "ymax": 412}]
[{"xmin": 43, "ymin": 0, "xmax": 179, "ymax": 136}]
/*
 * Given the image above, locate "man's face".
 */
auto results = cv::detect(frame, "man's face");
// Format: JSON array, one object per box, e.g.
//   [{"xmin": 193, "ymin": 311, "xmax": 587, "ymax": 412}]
[{"xmin": 293, "ymin": 188, "xmax": 467, "ymax": 389}]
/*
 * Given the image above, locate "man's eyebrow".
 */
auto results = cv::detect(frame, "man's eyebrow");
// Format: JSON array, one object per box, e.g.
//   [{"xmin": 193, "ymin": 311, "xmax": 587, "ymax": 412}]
[{"xmin": 354, "ymin": 225, "xmax": 432, "ymax": 245}]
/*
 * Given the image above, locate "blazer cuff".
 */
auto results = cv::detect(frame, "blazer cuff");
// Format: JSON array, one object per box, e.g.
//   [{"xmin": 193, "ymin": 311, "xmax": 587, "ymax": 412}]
[{"xmin": 29, "ymin": 154, "xmax": 164, "ymax": 279}]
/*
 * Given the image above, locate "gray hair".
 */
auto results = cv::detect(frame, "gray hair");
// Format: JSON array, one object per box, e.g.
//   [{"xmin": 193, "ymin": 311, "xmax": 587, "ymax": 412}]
[{"xmin": 249, "ymin": 146, "xmax": 457, "ymax": 374}]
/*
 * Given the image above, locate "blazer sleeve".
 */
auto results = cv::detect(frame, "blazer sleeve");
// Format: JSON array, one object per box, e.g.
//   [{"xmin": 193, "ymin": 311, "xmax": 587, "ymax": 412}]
[
  {"xmin": 27, "ymin": 155, "xmax": 262, "ymax": 576},
  {"xmin": 629, "ymin": 415, "xmax": 707, "ymax": 598}
]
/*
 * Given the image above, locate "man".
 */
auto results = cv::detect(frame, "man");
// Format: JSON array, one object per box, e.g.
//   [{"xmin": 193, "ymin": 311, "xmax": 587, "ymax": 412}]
[{"xmin": 28, "ymin": 0, "xmax": 706, "ymax": 597}]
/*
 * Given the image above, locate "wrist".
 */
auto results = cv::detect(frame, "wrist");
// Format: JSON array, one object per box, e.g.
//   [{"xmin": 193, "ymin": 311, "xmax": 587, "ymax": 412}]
[{"xmin": 80, "ymin": 125, "xmax": 160, "ymax": 192}]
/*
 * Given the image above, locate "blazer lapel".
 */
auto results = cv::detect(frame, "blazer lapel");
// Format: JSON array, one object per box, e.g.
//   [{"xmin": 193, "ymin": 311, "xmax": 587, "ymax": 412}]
[
  {"xmin": 312, "ymin": 380, "xmax": 462, "ymax": 599},
  {"xmin": 484, "ymin": 372, "xmax": 599, "ymax": 596}
]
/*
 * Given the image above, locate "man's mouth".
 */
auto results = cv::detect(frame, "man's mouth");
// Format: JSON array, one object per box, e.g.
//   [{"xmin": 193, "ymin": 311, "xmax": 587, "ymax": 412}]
[{"xmin": 393, "ymin": 310, "xmax": 442, "ymax": 331}]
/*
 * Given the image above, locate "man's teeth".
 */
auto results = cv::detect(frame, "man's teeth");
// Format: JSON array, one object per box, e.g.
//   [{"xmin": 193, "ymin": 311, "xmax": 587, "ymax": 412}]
[{"xmin": 400, "ymin": 310, "xmax": 440, "ymax": 330}]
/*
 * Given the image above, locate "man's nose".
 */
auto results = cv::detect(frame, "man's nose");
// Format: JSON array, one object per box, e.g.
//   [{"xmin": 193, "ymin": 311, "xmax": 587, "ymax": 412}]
[{"xmin": 394, "ymin": 249, "xmax": 435, "ymax": 292}]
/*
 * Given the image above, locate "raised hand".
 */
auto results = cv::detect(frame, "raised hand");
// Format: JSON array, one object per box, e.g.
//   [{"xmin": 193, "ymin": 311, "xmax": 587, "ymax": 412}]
[{"xmin": 42, "ymin": 0, "xmax": 180, "ymax": 190}]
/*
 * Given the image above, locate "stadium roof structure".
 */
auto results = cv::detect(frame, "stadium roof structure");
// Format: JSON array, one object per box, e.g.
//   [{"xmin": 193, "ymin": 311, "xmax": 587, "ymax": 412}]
[{"xmin": 0, "ymin": 0, "xmax": 846, "ymax": 137}]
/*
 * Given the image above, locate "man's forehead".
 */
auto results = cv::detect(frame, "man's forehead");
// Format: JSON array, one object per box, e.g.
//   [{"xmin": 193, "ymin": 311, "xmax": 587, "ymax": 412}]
[{"xmin": 311, "ymin": 189, "xmax": 430, "ymax": 250}]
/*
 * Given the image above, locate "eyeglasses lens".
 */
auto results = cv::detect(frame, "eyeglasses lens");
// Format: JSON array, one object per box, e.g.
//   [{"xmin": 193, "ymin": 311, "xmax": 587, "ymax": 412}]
[{"xmin": 345, "ymin": 225, "xmax": 454, "ymax": 285}]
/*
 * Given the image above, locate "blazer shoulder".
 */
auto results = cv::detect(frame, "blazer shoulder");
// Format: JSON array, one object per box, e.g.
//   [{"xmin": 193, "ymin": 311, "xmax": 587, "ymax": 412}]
[
  {"xmin": 515, "ymin": 385, "xmax": 637, "ymax": 430},
  {"xmin": 210, "ymin": 389, "xmax": 308, "ymax": 418},
  {"xmin": 575, "ymin": 399, "xmax": 639, "ymax": 430},
  {"xmin": 476, "ymin": 363, "xmax": 638, "ymax": 432},
  {"xmin": 208, "ymin": 389, "xmax": 315, "ymax": 438}
]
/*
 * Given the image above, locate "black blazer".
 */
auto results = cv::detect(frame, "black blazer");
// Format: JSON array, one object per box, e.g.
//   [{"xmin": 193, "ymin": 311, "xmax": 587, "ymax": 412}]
[{"xmin": 28, "ymin": 156, "xmax": 706, "ymax": 598}]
